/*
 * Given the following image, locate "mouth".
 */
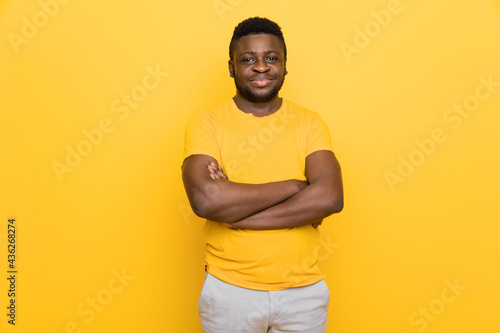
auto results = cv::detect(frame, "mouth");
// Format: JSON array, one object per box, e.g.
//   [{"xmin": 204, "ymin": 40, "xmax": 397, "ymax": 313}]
[{"xmin": 250, "ymin": 77, "xmax": 274, "ymax": 87}]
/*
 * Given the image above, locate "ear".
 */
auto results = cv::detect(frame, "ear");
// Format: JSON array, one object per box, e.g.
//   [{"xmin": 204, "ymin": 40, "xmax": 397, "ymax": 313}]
[
  {"xmin": 284, "ymin": 57, "xmax": 288, "ymax": 76},
  {"xmin": 228, "ymin": 59, "xmax": 235, "ymax": 78}
]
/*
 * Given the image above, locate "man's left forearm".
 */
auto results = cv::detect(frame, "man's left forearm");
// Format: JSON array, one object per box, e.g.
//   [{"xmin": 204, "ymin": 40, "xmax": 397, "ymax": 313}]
[
  {"xmin": 226, "ymin": 181, "xmax": 342, "ymax": 230},
  {"xmin": 226, "ymin": 150, "xmax": 343, "ymax": 230}
]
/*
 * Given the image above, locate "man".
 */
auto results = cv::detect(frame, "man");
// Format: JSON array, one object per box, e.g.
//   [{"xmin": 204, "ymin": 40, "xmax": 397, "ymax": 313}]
[{"xmin": 182, "ymin": 17, "xmax": 343, "ymax": 332}]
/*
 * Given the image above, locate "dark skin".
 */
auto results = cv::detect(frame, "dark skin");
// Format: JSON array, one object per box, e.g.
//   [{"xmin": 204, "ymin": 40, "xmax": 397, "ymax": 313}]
[
  {"xmin": 183, "ymin": 154, "xmax": 308, "ymax": 223},
  {"xmin": 182, "ymin": 33, "xmax": 343, "ymax": 230},
  {"xmin": 228, "ymin": 34, "xmax": 287, "ymax": 116}
]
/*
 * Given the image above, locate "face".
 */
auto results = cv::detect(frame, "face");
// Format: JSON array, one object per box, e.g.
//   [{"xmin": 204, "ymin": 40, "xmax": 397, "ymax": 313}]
[{"xmin": 229, "ymin": 34, "xmax": 287, "ymax": 103}]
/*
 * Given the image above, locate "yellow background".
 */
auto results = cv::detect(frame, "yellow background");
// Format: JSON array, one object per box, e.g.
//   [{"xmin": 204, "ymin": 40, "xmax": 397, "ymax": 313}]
[{"xmin": 1, "ymin": 0, "xmax": 500, "ymax": 332}]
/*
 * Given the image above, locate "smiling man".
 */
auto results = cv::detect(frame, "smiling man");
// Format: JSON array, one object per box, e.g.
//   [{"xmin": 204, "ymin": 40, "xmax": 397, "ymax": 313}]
[{"xmin": 182, "ymin": 17, "xmax": 344, "ymax": 332}]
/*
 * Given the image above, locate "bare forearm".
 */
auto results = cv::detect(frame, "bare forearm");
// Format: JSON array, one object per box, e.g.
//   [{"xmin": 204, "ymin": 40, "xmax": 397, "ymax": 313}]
[
  {"xmin": 226, "ymin": 150, "xmax": 344, "ymax": 230},
  {"xmin": 185, "ymin": 176, "xmax": 306, "ymax": 223},
  {"xmin": 226, "ymin": 182, "xmax": 343, "ymax": 230},
  {"xmin": 183, "ymin": 155, "xmax": 308, "ymax": 222}
]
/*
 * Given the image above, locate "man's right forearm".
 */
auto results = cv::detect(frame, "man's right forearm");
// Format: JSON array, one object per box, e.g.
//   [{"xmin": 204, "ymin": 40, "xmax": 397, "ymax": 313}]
[
  {"xmin": 186, "ymin": 177, "xmax": 306, "ymax": 223},
  {"xmin": 182, "ymin": 154, "xmax": 308, "ymax": 222}
]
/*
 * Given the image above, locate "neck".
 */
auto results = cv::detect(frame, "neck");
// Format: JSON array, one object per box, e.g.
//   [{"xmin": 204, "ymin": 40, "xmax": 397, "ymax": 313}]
[{"xmin": 233, "ymin": 94, "xmax": 283, "ymax": 117}]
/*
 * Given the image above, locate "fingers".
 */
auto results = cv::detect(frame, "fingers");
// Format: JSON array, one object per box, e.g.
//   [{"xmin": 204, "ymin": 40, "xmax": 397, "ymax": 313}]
[
  {"xmin": 212, "ymin": 169, "xmax": 227, "ymax": 180},
  {"xmin": 312, "ymin": 219, "xmax": 323, "ymax": 228},
  {"xmin": 208, "ymin": 162, "xmax": 228, "ymax": 180},
  {"xmin": 209, "ymin": 164, "xmax": 224, "ymax": 179}
]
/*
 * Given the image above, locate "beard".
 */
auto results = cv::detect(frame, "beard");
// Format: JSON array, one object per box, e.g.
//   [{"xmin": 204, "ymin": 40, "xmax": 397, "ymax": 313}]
[{"xmin": 234, "ymin": 75, "xmax": 285, "ymax": 103}]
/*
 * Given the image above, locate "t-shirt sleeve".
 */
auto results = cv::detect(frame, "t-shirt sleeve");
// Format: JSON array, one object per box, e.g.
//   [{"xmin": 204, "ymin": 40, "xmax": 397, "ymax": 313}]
[
  {"xmin": 305, "ymin": 112, "xmax": 334, "ymax": 157},
  {"xmin": 183, "ymin": 110, "xmax": 220, "ymax": 162}
]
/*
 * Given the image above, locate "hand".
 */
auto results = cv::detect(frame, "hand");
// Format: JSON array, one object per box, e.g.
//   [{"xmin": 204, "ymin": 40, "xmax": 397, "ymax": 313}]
[
  {"xmin": 311, "ymin": 219, "xmax": 323, "ymax": 228},
  {"xmin": 208, "ymin": 162, "xmax": 228, "ymax": 180}
]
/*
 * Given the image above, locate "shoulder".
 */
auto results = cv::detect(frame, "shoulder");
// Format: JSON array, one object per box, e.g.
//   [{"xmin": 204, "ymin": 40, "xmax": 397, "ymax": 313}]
[
  {"xmin": 282, "ymin": 99, "xmax": 323, "ymax": 123},
  {"xmin": 188, "ymin": 99, "xmax": 232, "ymax": 124}
]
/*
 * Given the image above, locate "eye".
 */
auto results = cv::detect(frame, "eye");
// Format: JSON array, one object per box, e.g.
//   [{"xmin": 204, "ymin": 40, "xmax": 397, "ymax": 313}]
[
  {"xmin": 266, "ymin": 57, "xmax": 278, "ymax": 61},
  {"xmin": 242, "ymin": 58, "xmax": 254, "ymax": 63}
]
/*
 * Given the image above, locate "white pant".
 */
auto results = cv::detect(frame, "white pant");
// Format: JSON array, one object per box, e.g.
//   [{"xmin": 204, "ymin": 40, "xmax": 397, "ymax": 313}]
[{"xmin": 199, "ymin": 272, "xmax": 330, "ymax": 333}]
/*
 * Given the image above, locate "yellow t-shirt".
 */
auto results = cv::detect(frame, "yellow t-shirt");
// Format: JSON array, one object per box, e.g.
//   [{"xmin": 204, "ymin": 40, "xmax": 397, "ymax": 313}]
[{"xmin": 183, "ymin": 98, "xmax": 334, "ymax": 291}]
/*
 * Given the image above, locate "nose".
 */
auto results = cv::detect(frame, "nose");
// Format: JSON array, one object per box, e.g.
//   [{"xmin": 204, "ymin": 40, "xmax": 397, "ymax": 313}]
[{"xmin": 252, "ymin": 58, "xmax": 269, "ymax": 73}]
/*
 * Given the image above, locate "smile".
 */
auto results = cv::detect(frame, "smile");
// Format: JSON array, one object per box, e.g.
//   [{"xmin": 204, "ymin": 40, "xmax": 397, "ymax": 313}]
[{"xmin": 250, "ymin": 79, "xmax": 273, "ymax": 87}]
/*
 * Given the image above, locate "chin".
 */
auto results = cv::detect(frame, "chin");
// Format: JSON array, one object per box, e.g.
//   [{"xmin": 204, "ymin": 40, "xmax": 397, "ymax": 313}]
[
  {"xmin": 235, "ymin": 78, "xmax": 284, "ymax": 103},
  {"xmin": 241, "ymin": 87, "xmax": 281, "ymax": 103}
]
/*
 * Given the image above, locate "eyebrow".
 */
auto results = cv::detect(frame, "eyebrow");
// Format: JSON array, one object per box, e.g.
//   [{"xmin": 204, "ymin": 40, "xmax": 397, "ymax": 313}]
[{"xmin": 238, "ymin": 50, "xmax": 280, "ymax": 57}]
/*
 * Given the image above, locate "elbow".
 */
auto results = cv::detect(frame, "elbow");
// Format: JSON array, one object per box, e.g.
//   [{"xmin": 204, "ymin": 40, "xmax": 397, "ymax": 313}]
[
  {"xmin": 332, "ymin": 196, "xmax": 344, "ymax": 213},
  {"xmin": 192, "ymin": 203, "xmax": 216, "ymax": 220},
  {"xmin": 190, "ymin": 192, "xmax": 215, "ymax": 219},
  {"xmin": 190, "ymin": 193, "xmax": 229, "ymax": 222},
  {"xmin": 324, "ymin": 193, "xmax": 344, "ymax": 215},
  {"xmin": 191, "ymin": 204, "xmax": 208, "ymax": 219}
]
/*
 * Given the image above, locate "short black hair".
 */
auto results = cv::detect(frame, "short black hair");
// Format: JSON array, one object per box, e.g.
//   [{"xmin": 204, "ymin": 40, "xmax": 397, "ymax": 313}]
[{"xmin": 229, "ymin": 17, "xmax": 287, "ymax": 61}]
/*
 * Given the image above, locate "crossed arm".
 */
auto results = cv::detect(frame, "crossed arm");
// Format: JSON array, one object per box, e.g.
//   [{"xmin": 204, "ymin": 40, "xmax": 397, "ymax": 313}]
[{"xmin": 181, "ymin": 150, "xmax": 343, "ymax": 230}]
